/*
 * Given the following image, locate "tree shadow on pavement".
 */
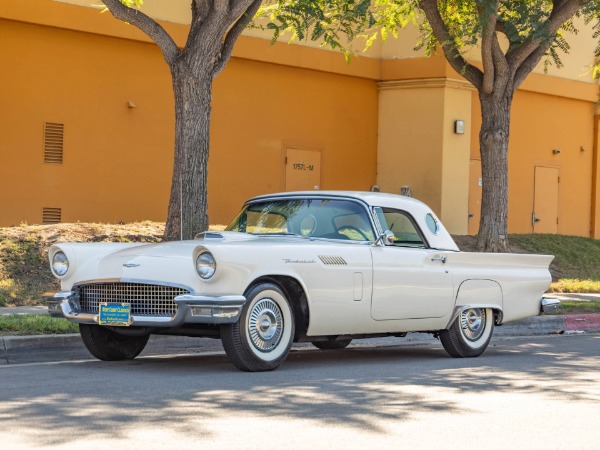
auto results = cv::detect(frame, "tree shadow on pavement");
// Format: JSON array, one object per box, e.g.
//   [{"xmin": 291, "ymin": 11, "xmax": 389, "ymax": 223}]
[{"xmin": 0, "ymin": 335, "xmax": 598, "ymax": 446}]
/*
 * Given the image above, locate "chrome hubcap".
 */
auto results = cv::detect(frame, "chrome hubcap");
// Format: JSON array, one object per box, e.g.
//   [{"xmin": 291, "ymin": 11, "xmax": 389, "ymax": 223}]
[
  {"xmin": 460, "ymin": 308, "xmax": 486, "ymax": 341},
  {"xmin": 248, "ymin": 298, "xmax": 283, "ymax": 352}
]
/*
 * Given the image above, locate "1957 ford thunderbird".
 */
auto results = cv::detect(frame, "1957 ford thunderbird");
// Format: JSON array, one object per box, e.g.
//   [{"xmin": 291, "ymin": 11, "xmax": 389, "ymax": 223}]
[{"xmin": 46, "ymin": 191, "xmax": 558, "ymax": 371}]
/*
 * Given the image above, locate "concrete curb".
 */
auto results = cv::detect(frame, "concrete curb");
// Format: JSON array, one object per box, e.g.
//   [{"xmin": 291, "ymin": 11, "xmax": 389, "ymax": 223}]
[{"xmin": 1, "ymin": 314, "xmax": 598, "ymax": 365}]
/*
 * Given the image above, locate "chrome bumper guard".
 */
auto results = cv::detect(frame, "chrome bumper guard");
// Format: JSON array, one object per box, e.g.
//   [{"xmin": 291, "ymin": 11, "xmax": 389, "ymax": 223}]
[
  {"xmin": 541, "ymin": 297, "xmax": 560, "ymax": 314},
  {"xmin": 44, "ymin": 291, "xmax": 246, "ymax": 326}
]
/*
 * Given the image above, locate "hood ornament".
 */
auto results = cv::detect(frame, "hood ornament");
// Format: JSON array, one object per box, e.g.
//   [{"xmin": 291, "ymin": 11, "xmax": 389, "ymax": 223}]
[{"xmin": 123, "ymin": 263, "xmax": 141, "ymax": 268}]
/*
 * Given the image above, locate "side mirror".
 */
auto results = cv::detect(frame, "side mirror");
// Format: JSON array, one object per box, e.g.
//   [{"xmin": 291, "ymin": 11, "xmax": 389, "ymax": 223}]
[{"xmin": 374, "ymin": 230, "xmax": 395, "ymax": 246}]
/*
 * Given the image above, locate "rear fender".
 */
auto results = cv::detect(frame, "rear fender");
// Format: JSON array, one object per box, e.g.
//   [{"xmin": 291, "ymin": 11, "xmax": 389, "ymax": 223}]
[{"xmin": 447, "ymin": 280, "xmax": 504, "ymax": 328}]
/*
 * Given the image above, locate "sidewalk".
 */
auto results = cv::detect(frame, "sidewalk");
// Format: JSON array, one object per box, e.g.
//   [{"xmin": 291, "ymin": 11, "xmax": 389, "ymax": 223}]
[
  {"xmin": 1, "ymin": 294, "xmax": 599, "ymax": 365},
  {"xmin": 543, "ymin": 293, "xmax": 600, "ymax": 302}
]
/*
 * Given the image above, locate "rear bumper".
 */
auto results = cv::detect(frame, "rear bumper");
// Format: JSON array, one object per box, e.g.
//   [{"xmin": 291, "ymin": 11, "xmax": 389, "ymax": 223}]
[
  {"xmin": 541, "ymin": 297, "xmax": 560, "ymax": 314},
  {"xmin": 44, "ymin": 291, "xmax": 246, "ymax": 326}
]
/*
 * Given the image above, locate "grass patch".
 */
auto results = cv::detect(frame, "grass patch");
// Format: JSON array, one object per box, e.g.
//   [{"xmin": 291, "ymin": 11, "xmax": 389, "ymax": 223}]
[
  {"xmin": 510, "ymin": 234, "xmax": 600, "ymax": 281},
  {"xmin": 549, "ymin": 279, "xmax": 600, "ymax": 293},
  {"xmin": 0, "ymin": 314, "xmax": 79, "ymax": 336},
  {"xmin": 0, "ymin": 221, "xmax": 166, "ymax": 306},
  {"xmin": 543, "ymin": 301, "xmax": 600, "ymax": 315}
]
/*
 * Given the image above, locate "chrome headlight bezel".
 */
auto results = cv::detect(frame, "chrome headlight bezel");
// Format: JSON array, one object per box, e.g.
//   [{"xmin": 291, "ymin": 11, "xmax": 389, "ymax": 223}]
[
  {"xmin": 195, "ymin": 251, "xmax": 216, "ymax": 279},
  {"xmin": 51, "ymin": 251, "xmax": 69, "ymax": 277}
]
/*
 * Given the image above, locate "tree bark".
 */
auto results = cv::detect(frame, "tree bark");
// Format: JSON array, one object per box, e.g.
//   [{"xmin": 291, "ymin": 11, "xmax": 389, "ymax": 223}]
[
  {"xmin": 164, "ymin": 61, "xmax": 212, "ymax": 241},
  {"xmin": 476, "ymin": 92, "xmax": 512, "ymax": 252}
]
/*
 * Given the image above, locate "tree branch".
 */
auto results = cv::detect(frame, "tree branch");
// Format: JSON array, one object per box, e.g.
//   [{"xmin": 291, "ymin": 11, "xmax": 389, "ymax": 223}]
[
  {"xmin": 213, "ymin": 0, "xmax": 262, "ymax": 76},
  {"xmin": 506, "ymin": 0, "xmax": 586, "ymax": 70},
  {"xmin": 102, "ymin": 0, "xmax": 179, "ymax": 66},
  {"xmin": 491, "ymin": 34, "xmax": 510, "ymax": 93},
  {"xmin": 479, "ymin": 0, "xmax": 499, "ymax": 94},
  {"xmin": 418, "ymin": 0, "xmax": 483, "ymax": 90}
]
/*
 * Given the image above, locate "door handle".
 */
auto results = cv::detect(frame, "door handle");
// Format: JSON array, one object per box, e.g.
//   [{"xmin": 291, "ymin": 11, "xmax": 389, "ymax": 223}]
[{"xmin": 431, "ymin": 256, "xmax": 447, "ymax": 263}]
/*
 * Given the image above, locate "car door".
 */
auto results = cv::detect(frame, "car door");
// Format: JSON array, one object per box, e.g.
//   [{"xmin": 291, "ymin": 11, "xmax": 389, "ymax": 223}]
[{"xmin": 370, "ymin": 208, "xmax": 454, "ymax": 320}]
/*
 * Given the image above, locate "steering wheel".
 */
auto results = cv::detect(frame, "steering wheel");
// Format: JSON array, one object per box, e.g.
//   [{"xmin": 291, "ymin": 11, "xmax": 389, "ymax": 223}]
[{"xmin": 335, "ymin": 225, "xmax": 370, "ymax": 241}]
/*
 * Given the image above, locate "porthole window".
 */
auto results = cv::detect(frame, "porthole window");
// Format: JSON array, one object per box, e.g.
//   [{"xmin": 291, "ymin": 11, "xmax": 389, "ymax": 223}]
[
  {"xmin": 425, "ymin": 213, "xmax": 439, "ymax": 235},
  {"xmin": 299, "ymin": 215, "xmax": 317, "ymax": 236}
]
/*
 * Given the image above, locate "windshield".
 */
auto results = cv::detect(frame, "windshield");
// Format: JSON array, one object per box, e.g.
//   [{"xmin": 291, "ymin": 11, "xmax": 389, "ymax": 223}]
[{"xmin": 226, "ymin": 198, "xmax": 375, "ymax": 241}]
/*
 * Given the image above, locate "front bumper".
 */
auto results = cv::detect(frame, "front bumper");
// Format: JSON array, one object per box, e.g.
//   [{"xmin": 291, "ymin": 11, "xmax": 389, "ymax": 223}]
[{"xmin": 45, "ymin": 291, "xmax": 246, "ymax": 326}]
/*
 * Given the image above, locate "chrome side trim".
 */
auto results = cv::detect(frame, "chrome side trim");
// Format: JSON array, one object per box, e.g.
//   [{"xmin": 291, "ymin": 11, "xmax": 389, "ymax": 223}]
[{"xmin": 541, "ymin": 297, "xmax": 560, "ymax": 314}]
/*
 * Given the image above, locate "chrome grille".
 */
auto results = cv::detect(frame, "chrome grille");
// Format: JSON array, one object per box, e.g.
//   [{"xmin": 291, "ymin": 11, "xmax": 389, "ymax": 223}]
[{"xmin": 76, "ymin": 282, "xmax": 189, "ymax": 317}]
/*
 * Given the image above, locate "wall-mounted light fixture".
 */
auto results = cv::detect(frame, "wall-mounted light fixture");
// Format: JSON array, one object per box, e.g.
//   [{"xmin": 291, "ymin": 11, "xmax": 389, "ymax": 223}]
[
  {"xmin": 552, "ymin": 149, "xmax": 561, "ymax": 155},
  {"xmin": 454, "ymin": 120, "xmax": 465, "ymax": 135},
  {"xmin": 127, "ymin": 100, "xmax": 137, "ymax": 108}
]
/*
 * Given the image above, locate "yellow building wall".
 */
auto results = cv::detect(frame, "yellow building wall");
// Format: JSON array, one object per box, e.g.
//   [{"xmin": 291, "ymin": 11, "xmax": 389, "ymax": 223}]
[
  {"xmin": 376, "ymin": 79, "xmax": 472, "ymax": 234},
  {"xmin": 468, "ymin": 85, "xmax": 596, "ymax": 237},
  {"xmin": 0, "ymin": 18, "xmax": 174, "ymax": 225},
  {"xmin": 440, "ymin": 85, "xmax": 473, "ymax": 234},
  {"xmin": 1, "ymin": 0, "xmax": 599, "ymax": 238},
  {"xmin": 210, "ymin": 59, "xmax": 378, "ymax": 224},
  {"xmin": 0, "ymin": 17, "xmax": 378, "ymax": 226},
  {"xmin": 376, "ymin": 84, "xmax": 445, "ymax": 214}
]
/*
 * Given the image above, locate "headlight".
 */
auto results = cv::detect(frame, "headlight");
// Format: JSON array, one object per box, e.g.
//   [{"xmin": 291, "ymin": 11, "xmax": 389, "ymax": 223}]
[
  {"xmin": 195, "ymin": 252, "xmax": 216, "ymax": 279},
  {"xmin": 52, "ymin": 251, "xmax": 69, "ymax": 277}
]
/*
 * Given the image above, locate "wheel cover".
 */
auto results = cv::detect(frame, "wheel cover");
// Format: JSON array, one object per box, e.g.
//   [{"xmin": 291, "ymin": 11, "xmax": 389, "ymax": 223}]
[
  {"xmin": 248, "ymin": 298, "xmax": 283, "ymax": 352},
  {"xmin": 460, "ymin": 308, "xmax": 486, "ymax": 342}
]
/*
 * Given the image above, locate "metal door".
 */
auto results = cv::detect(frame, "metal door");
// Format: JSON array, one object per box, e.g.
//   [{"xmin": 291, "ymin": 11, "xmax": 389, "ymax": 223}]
[
  {"xmin": 533, "ymin": 166, "xmax": 559, "ymax": 233},
  {"xmin": 285, "ymin": 148, "xmax": 321, "ymax": 191}
]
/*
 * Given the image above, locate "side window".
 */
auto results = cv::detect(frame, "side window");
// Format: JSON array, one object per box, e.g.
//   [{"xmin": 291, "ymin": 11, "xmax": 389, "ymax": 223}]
[{"xmin": 375, "ymin": 207, "xmax": 426, "ymax": 248}]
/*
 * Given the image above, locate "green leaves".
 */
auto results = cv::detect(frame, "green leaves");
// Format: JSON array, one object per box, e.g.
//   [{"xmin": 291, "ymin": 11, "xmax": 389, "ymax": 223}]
[
  {"xmin": 257, "ymin": 0, "xmax": 411, "ymax": 54},
  {"xmin": 259, "ymin": 1, "xmax": 600, "ymax": 78}
]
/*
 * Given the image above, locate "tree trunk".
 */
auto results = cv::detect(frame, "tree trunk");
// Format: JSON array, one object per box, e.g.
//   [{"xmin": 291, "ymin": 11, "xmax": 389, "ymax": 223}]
[
  {"xmin": 164, "ymin": 62, "xmax": 212, "ymax": 241},
  {"xmin": 476, "ymin": 93, "xmax": 512, "ymax": 253}
]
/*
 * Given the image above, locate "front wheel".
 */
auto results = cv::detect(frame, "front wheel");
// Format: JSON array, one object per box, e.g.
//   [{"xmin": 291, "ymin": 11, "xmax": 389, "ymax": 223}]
[
  {"xmin": 221, "ymin": 283, "xmax": 295, "ymax": 372},
  {"xmin": 439, "ymin": 307, "xmax": 494, "ymax": 358},
  {"xmin": 79, "ymin": 324, "xmax": 149, "ymax": 361}
]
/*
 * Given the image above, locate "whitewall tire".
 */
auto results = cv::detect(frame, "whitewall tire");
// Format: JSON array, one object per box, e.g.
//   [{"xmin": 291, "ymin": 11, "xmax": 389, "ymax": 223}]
[
  {"xmin": 439, "ymin": 307, "xmax": 494, "ymax": 358},
  {"xmin": 221, "ymin": 283, "xmax": 294, "ymax": 372}
]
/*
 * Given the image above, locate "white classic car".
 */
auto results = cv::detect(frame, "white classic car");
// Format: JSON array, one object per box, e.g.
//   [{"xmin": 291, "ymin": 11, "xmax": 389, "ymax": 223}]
[{"xmin": 46, "ymin": 191, "xmax": 558, "ymax": 371}]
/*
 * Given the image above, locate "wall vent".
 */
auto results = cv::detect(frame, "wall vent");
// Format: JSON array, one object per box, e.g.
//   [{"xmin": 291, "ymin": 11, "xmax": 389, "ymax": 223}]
[
  {"xmin": 44, "ymin": 122, "xmax": 64, "ymax": 164},
  {"xmin": 42, "ymin": 208, "xmax": 62, "ymax": 224}
]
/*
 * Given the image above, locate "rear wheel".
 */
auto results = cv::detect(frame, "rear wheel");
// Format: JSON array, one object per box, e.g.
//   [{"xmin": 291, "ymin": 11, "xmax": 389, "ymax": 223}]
[
  {"xmin": 312, "ymin": 339, "xmax": 352, "ymax": 350},
  {"xmin": 221, "ymin": 283, "xmax": 294, "ymax": 372},
  {"xmin": 439, "ymin": 307, "xmax": 494, "ymax": 358},
  {"xmin": 79, "ymin": 324, "xmax": 149, "ymax": 361}
]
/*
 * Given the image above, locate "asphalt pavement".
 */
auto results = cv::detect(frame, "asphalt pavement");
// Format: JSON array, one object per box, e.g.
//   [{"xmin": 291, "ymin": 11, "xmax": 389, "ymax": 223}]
[{"xmin": 1, "ymin": 293, "xmax": 599, "ymax": 365}]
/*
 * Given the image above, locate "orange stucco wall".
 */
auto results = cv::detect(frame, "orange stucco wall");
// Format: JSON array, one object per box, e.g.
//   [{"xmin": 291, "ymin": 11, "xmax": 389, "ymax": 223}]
[
  {"xmin": 0, "ymin": 18, "xmax": 174, "ymax": 225},
  {"xmin": 0, "ymin": 15, "xmax": 377, "ymax": 226},
  {"xmin": 1, "ymin": 0, "xmax": 599, "ymax": 238},
  {"xmin": 468, "ymin": 87, "xmax": 597, "ymax": 236}
]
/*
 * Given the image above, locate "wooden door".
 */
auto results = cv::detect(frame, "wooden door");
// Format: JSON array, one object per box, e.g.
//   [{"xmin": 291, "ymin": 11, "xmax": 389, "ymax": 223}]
[
  {"xmin": 285, "ymin": 148, "xmax": 321, "ymax": 191},
  {"xmin": 533, "ymin": 166, "xmax": 559, "ymax": 233}
]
